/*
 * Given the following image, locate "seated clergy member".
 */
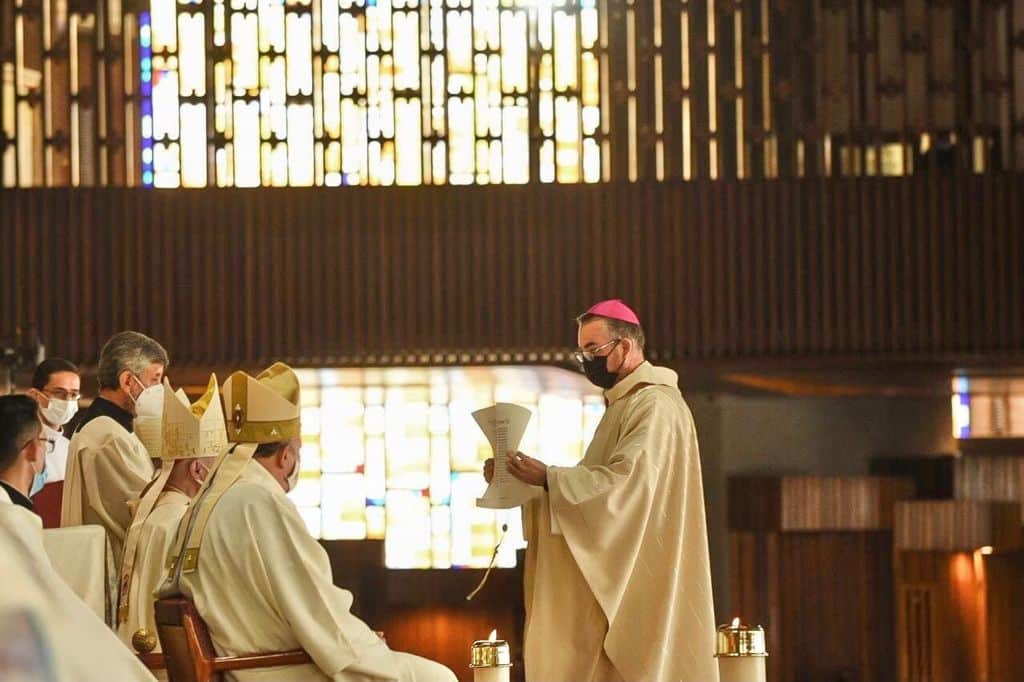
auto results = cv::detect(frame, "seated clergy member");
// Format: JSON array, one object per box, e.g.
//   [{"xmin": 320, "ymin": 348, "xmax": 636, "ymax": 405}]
[
  {"xmin": 0, "ymin": 395, "xmax": 156, "ymax": 682},
  {"xmin": 62, "ymin": 331, "xmax": 168, "ymax": 559},
  {"xmin": 117, "ymin": 375, "xmax": 226, "ymax": 649},
  {"xmin": 163, "ymin": 363, "xmax": 456, "ymax": 682}
]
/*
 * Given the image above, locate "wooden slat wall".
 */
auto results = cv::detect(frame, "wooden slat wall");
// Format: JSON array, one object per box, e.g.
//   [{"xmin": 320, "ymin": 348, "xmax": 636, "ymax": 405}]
[
  {"xmin": 894, "ymin": 550, "xmax": 1024, "ymax": 682},
  {"xmin": 731, "ymin": 531, "xmax": 896, "ymax": 682},
  {"xmin": 729, "ymin": 475, "xmax": 915, "ymax": 532},
  {"xmin": 952, "ymin": 456, "xmax": 1024, "ymax": 516},
  {"xmin": 894, "ymin": 500, "xmax": 1023, "ymax": 551},
  {"xmin": 895, "ymin": 552, "xmax": 990, "ymax": 682},
  {"xmin": 2, "ymin": 176, "xmax": 1022, "ymax": 369},
  {"xmin": 984, "ymin": 552, "xmax": 1024, "ymax": 682}
]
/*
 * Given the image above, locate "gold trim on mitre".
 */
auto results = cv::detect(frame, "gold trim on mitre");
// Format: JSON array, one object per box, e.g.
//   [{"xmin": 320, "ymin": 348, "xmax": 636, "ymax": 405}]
[
  {"xmin": 118, "ymin": 375, "xmax": 229, "ymax": 624},
  {"xmin": 162, "ymin": 363, "xmax": 301, "ymax": 585},
  {"xmin": 162, "ymin": 374, "xmax": 229, "ymax": 460},
  {"xmin": 134, "ymin": 379, "xmax": 188, "ymax": 459},
  {"xmin": 220, "ymin": 362, "xmax": 301, "ymax": 444}
]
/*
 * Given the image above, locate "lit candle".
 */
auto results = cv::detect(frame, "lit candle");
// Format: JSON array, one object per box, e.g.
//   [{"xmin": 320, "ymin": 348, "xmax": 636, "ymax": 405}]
[
  {"xmin": 470, "ymin": 629, "xmax": 511, "ymax": 682},
  {"xmin": 715, "ymin": 617, "xmax": 768, "ymax": 682}
]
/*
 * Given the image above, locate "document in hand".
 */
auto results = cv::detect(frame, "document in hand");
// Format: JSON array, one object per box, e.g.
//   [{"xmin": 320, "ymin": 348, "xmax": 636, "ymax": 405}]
[{"xmin": 473, "ymin": 402, "xmax": 540, "ymax": 509}]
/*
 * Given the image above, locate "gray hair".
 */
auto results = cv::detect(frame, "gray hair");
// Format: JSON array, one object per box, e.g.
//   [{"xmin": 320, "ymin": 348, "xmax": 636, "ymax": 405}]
[
  {"xmin": 576, "ymin": 313, "xmax": 646, "ymax": 351},
  {"xmin": 97, "ymin": 331, "xmax": 170, "ymax": 390}
]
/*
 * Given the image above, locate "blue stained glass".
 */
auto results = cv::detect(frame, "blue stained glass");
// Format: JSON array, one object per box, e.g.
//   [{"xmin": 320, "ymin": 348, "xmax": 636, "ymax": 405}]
[{"xmin": 139, "ymin": 11, "xmax": 154, "ymax": 186}]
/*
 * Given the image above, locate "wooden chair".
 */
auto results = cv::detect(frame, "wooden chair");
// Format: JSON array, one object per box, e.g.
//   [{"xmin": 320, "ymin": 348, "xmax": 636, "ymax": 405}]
[{"xmin": 153, "ymin": 597, "xmax": 312, "ymax": 682}]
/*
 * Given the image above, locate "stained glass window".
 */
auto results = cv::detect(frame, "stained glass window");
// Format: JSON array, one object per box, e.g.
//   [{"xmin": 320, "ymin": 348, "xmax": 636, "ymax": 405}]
[
  {"xmin": 290, "ymin": 366, "xmax": 604, "ymax": 568},
  {"xmin": 142, "ymin": 0, "xmax": 603, "ymax": 188}
]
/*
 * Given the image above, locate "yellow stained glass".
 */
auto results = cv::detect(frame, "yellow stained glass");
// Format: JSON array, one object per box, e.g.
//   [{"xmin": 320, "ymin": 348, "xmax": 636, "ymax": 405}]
[
  {"xmin": 152, "ymin": 67, "xmax": 179, "ymax": 140},
  {"xmin": 150, "ymin": 0, "xmax": 177, "ymax": 52},
  {"xmin": 180, "ymin": 103, "xmax": 206, "ymax": 187},
  {"xmin": 321, "ymin": 473, "xmax": 368, "ymax": 540},
  {"xmin": 301, "ymin": 406, "xmax": 321, "ymax": 436},
  {"xmin": 148, "ymin": 0, "xmax": 602, "ymax": 186},
  {"xmin": 430, "ymin": 436, "xmax": 451, "ymax": 503},
  {"xmin": 449, "ymin": 472, "xmax": 498, "ymax": 568},
  {"xmin": 290, "ymin": 473, "xmax": 321, "ymax": 508},
  {"xmin": 153, "ymin": 142, "xmax": 180, "ymax": 188},
  {"xmin": 384, "ymin": 490, "xmax": 431, "ymax": 568},
  {"xmin": 297, "ymin": 506, "xmax": 322, "ymax": 539},
  {"xmin": 300, "ymin": 441, "xmax": 322, "ymax": 473},
  {"xmin": 231, "ymin": 12, "xmax": 258, "ymax": 91},
  {"xmin": 431, "ymin": 506, "xmax": 452, "ymax": 568},
  {"xmin": 232, "ymin": 100, "xmax": 260, "ymax": 186},
  {"xmin": 366, "ymin": 506, "xmax": 386, "ymax": 539},
  {"xmin": 553, "ymin": 11, "xmax": 578, "ymax": 91},
  {"xmin": 538, "ymin": 394, "xmax": 584, "ymax": 465},
  {"xmin": 287, "ymin": 104, "xmax": 315, "ymax": 186},
  {"xmin": 287, "ymin": 366, "xmax": 603, "ymax": 568},
  {"xmin": 285, "ymin": 13, "xmax": 313, "ymax": 97},
  {"xmin": 178, "ymin": 14, "xmax": 206, "ymax": 97}
]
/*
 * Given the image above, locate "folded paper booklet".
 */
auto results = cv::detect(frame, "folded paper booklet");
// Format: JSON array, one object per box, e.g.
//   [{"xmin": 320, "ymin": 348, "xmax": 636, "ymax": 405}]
[{"xmin": 473, "ymin": 402, "xmax": 539, "ymax": 509}]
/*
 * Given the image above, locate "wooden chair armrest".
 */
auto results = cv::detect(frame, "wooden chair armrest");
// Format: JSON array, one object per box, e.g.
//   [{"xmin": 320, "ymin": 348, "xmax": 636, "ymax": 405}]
[
  {"xmin": 137, "ymin": 652, "xmax": 167, "ymax": 670},
  {"xmin": 212, "ymin": 650, "xmax": 313, "ymax": 672}
]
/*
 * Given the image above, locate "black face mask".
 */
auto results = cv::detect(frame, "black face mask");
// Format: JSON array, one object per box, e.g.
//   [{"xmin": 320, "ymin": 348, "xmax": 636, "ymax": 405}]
[{"xmin": 581, "ymin": 355, "xmax": 618, "ymax": 390}]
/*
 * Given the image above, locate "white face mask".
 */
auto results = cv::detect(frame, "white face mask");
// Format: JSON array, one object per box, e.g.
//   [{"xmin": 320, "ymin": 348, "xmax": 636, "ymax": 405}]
[
  {"xmin": 40, "ymin": 397, "xmax": 78, "ymax": 427},
  {"xmin": 131, "ymin": 375, "xmax": 165, "ymax": 419},
  {"xmin": 286, "ymin": 447, "xmax": 301, "ymax": 492}
]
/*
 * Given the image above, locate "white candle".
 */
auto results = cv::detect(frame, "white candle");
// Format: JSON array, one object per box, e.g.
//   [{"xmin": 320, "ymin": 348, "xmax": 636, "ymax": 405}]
[
  {"xmin": 471, "ymin": 630, "xmax": 511, "ymax": 682},
  {"xmin": 473, "ymin": 665, "xmax": 510, "ymax": 682},
  {"xmin": 715, "ymin": 618, "xmax": 768, "ymax": 682},
  {"xmin": 717, "ymin": 656, "xmax": 766, "ymax": 682}
]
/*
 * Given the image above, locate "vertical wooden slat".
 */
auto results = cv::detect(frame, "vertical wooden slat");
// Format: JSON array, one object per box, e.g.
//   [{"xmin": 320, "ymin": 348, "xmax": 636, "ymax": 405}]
[{"xmin": 0, "ymin": 180, "xmax": 1022, "ymax": 367}]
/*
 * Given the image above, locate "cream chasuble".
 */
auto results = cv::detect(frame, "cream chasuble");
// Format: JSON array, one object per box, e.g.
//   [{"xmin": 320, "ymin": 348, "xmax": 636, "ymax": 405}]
[
  {"xmin": 0, "ymin": 487, "xmax": 156, "ymax": 682},
  {"xmin": 177, "ymin": 459, "xmax": 452, "ymax": 682},
  {"xmin": 522, "ymin": 361, "xmax": 719, "ymax": 682},
  {"xmin": 61, "ymin": 416, "xmax": 155, "ymax": 559},
  {"xmin": 118, "ymin": 488, "xmax": 189, "ymax": 648}
]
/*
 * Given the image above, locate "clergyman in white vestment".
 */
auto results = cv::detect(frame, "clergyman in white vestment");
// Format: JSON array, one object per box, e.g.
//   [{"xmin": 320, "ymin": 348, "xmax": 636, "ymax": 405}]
[
  {"xmin": 492, "ymin": 299, "xmax": 720, "ymax": 682},
  {"xmin": 0, "ymin": 394, "xmax": 156, "ymax": 682},
  {"xmin": 62, "ymin": 331, "xmax": 169, "ymax": 560},
  {"xmin": 117, "ymin": 375, "xmax": 225, "ymax": 651},
  {"xmin": 163, "ymin": 363, "xmax": 457, "ymax": 682}
]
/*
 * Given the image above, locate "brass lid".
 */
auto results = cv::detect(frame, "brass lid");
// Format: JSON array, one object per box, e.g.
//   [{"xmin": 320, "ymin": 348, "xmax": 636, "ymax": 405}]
[
  {"xmin": 470, "ymin": 640, "xmax": 512, "ymax": 668},
  {"xmin": 715, "ymin": 620, "xmax": 768, "ymax": 657}
]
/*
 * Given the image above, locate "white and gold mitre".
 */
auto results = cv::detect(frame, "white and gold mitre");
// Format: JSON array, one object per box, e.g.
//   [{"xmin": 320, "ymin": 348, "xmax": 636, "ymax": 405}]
[
  {"xmin": 220, "ymin": 362, "xmax": 300, "ymax": 444},
  {"xmin": 162, "ymin": 374, "xmax": 229, "ymax": 460},
  {"xmin": 118, "ymin": 374, "xmax": 228, "ymax": 624},
  {"xmin": 133, "ymin": 379, "xmax": 187, "ymax": 459}
]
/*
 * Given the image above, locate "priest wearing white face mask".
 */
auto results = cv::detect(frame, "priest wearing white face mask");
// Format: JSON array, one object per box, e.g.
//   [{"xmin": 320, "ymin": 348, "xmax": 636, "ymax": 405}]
[{"xmin": 62, "ymin": 331, "xmax": 169, "ymax": 560}]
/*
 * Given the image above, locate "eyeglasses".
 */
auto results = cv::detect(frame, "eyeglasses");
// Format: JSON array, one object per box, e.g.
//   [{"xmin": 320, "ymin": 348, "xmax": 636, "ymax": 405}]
[
  {"xmin": 573, "ymin": 338, "xmax": 621, "ymax": 364},
  {"xmin": 26, "ymin": 437, "xmax": 56, "ymax": 454},
  {"xmin": 43, "ymin": 388, "xmax": 81, "ymax": 401}
]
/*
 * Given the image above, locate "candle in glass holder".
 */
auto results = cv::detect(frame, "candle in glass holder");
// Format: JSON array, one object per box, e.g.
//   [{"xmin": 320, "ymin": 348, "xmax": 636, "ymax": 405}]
[
  {"xmin": 470, "ymin": 630, "xmax": 511, "ymax": 682},
  {"xmin": 715, "ymin": 618, "xmax": 768, "ymax": 682}
]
